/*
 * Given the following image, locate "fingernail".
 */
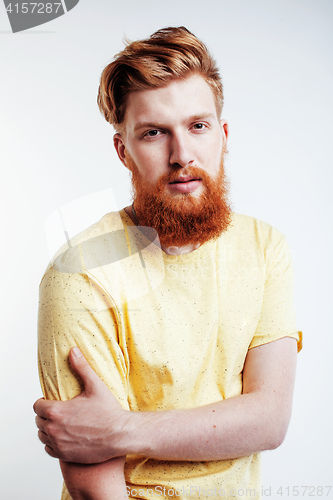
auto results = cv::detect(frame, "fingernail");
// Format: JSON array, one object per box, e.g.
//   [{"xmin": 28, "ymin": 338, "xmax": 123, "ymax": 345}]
[{"xmin": 72, "ymin": 347, "xmax": 82, "ymax": 358}]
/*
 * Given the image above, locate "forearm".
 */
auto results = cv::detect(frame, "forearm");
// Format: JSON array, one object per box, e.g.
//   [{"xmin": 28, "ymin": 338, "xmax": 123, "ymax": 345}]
[
  {"xmin": 125, "ymin": 391, "xmax": 289, "ymax": 461},
  {"xmin": 120, "ymin": 339, "xmax": 297, "ymax": 462},
  {"xmin": 60, "ymin": 456, "xmax": 128, "ymax": 500}
]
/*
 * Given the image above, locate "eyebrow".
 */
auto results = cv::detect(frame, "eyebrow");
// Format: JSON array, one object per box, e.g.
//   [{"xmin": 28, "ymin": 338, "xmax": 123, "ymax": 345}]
[
  {"xmin": 189, "ymin": 113, "xmax": 216, "ymax": 122},
  {"xmin": 133, "ymin": 113, "xmax": 216, "ymax": 132}
]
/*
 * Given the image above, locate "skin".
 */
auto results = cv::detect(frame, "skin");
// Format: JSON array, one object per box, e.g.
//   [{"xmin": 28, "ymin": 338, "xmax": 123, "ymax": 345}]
[{"xmin": 34, "ymin": 75, "xmax": 298, "ymax": 499}]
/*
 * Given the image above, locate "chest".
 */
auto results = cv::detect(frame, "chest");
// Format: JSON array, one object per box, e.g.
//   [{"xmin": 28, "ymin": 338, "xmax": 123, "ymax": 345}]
[{"xmin": 120, "ymin": 253, "xmax": 266, "ymax": 410}]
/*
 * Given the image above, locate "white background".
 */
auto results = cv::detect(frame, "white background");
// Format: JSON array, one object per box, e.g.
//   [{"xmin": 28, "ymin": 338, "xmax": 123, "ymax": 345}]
[{"xmin": 1, "ymin": 0, "xmax": 332, "ymax": 498}]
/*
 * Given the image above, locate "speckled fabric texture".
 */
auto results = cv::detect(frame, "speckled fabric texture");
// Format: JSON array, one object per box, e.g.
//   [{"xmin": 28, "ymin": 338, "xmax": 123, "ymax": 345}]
[{"xmin": 38, "ymin": 210, "xmax": 301, "ymax": 500}]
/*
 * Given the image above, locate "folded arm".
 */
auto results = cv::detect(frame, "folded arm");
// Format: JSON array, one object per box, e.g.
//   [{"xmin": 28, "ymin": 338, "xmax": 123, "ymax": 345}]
[{"xmin": 35, "ymin": 336, "xmax": 297, "ymax": 464}]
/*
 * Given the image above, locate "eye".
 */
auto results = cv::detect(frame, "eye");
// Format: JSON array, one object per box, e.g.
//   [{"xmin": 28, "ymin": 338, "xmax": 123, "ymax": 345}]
[
  {"xmin": 192, "ymin": 123, "xmax": 206, "ymax": 131},
  {"xmin": 144, "ymin": 129, "xmax": 161, "ymax": 138}
]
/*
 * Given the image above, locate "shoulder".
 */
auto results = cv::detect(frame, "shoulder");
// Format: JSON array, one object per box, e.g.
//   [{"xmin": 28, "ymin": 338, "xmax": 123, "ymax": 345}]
[
  {"xmin": 222, "ymin": 212, "xmax": 288, "ymax": 248},
  {"xmin": 41, "ymin": 211, "xmax": 127, "ymax": 282},
  {"xmin": 215, "ymin": 212, "xmax": 291, "ymax": 267},
  {"xmin": 227, "ymin": 212, "xmax": 283, "ymax": 237}
]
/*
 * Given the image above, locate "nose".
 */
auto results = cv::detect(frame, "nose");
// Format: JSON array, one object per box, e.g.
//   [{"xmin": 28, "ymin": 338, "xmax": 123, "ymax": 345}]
[{"xmin": 169, "ymin": 132, "xmax": 194, "ymax": 168}]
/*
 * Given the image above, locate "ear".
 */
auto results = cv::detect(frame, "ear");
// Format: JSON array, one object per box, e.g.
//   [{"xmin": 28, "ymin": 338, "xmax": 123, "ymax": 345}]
[
  {"xmin": 220, "ymin": 119, "xmax": 229, "ymax": 141},
  {"xmin": 113, "ymin": 133, "xmax": 129, "ymax": 169}
]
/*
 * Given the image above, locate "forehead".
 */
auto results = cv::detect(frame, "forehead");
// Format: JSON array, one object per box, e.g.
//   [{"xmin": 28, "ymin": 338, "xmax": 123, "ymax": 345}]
[{"xmin": 123, "ymin": 74, "xmax": 218, "ymax": 132}]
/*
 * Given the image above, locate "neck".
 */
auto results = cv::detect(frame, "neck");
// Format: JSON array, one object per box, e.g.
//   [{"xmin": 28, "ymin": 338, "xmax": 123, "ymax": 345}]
[{"xmin": 124, "ymin": 205, "xmax": 201, "ymax": 255}]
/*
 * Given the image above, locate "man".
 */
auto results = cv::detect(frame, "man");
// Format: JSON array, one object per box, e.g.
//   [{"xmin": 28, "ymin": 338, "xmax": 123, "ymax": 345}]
[{"xmin": 34, "ymin": 27, "xmax": 301, "ymax": 500}]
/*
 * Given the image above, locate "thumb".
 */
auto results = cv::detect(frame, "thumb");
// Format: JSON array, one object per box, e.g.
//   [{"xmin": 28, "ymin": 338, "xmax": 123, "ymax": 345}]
[{"xmin": 69, "ymin": 347, "xmax": 103, "ymax": 395}]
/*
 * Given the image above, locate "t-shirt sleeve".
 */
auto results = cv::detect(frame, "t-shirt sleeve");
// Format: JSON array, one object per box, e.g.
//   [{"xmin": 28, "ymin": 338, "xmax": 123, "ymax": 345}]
[
  {"xmin": 249, "ymin": 229, "xmax": 302, "ymax": 352},
  {"xmin": 38, "ymin": 267, "xmax": 130, "ymax": 409}
]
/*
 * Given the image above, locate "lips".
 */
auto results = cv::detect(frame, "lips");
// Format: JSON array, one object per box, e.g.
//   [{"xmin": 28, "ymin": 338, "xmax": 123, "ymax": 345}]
[
  {"xmin": 169, "ymin": 176, "xmax": 202, "ymax": 184},
  {"xmin": 168, "ymin": 176, "xmax": 202, "ymax": 194}
]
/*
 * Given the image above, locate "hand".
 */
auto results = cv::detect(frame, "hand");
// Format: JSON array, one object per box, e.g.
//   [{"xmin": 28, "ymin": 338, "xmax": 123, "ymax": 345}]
[{"xmin": 33, "ymin": 347, "xmax": 130, "ymax": 463}]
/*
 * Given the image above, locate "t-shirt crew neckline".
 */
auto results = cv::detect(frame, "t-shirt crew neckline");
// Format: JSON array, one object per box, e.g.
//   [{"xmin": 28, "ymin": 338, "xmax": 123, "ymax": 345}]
[{"xmin": 119, "ymin": 208, "xmax": 217, "ymax": 264}]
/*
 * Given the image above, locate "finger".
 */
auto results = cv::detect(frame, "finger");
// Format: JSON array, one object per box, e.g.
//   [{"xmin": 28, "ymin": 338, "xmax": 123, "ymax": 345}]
[
  {"xmin": 69, "ymin": 347, "xmax": 104, "ymax": 395},
  {"xmin": 38, "ymin": 429, "xmax": 49, "ymax": 446},
  {"xmin": 33, "ymin": 398, "xmax": 60, "ymax": 419},
  {"xmin": 35, "ymin": 415, "xmax": 47, "ymax": 433},
  {"xmin": 33, "ymin": 397, "xmax": 45, "ymax": 414},
  {"xmin": 45, "ymin": 444, "xmax": 59, "ymax": 459}
]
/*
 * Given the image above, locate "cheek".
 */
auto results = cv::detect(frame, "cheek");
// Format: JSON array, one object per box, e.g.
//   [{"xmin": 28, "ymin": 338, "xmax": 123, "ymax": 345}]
[
  {"xmin": 138, "ymin": 148, "xmax": 167, "ymax": 176},
  {"xmin": 209, "ymin": 137, "xmax": 224, "ymax": 166},
  {"xmin": 131, "ymin": 155, "xmax": 160, "ymax": 185},
  {"xmin": 198, "ymin": 144, "xmax": 222, "ymax": 173}
]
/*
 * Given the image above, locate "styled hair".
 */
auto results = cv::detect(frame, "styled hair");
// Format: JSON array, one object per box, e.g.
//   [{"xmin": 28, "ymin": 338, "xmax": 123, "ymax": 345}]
[{"xmin": 97, "ymin": 26, "xmax": 223, "ymax": 128}]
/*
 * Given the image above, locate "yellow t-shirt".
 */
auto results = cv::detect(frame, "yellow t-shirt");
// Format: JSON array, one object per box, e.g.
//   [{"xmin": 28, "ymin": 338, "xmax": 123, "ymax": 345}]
[{"xmin": 38, "ymin": 210, "xmax": 301, "ymax": 500}]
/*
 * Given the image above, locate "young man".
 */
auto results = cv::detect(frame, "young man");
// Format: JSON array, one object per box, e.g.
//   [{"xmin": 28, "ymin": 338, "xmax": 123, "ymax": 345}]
[{"xmin": 34, "ymin": 27, "xmax": 301, "ymax": 500}]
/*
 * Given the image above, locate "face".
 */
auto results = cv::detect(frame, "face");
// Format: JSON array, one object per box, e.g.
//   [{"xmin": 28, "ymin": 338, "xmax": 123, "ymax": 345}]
[
  {"xmin": 114, "ymin": 74, "xmax": 228, "ymax": 197},
  {"xmin": 113, "ymin": 74, "xmax": 231, "ymax": 248}
]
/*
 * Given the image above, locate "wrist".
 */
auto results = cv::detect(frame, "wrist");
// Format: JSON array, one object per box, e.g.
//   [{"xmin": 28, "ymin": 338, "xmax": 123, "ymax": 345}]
[{"xmin": 121, "ymin": 410, "xmax": 156, "ymax": 457}]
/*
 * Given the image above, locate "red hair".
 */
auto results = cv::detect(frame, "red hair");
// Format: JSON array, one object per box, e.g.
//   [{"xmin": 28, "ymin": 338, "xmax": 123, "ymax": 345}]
[{"xmin": 97, "ymin": 27, "xmax": 223, "ymax": 128}]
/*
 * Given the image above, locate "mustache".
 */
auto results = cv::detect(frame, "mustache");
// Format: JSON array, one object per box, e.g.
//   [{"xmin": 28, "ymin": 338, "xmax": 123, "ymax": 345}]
[{"xmin": 158, "ymin": 166, "xmax": 210, "ymax": 185}]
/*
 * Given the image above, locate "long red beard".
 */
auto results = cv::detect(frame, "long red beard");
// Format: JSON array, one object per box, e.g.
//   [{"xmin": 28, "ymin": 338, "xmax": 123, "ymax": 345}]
[{"xmin": 128, "ymin": 153, "xmax": 231, "ymax": 248}]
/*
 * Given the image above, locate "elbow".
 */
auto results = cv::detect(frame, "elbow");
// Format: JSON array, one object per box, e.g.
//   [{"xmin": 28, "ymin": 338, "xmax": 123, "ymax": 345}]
[
  {"xmin": 266, "ymin": 415, "xmax": 291, "ymax": 451},
  {"xmin": 267, "ymin": 429, "xmax": 287, "ymax": 450}
]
